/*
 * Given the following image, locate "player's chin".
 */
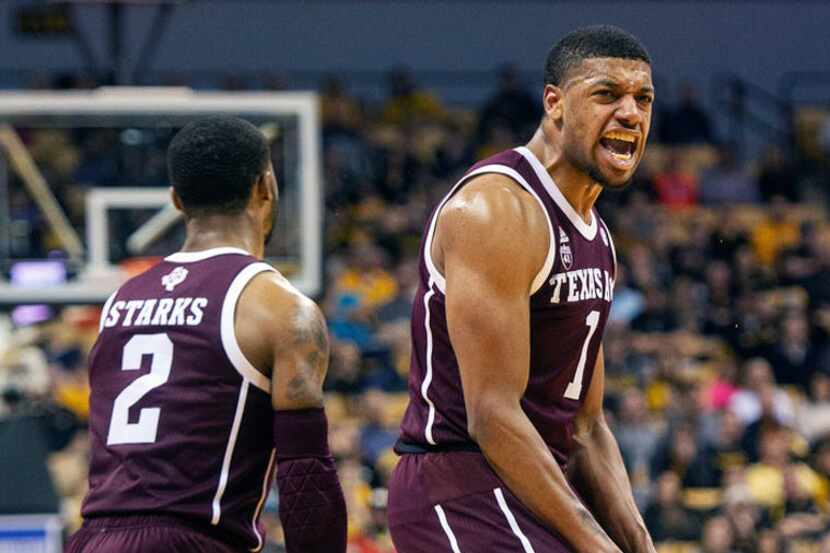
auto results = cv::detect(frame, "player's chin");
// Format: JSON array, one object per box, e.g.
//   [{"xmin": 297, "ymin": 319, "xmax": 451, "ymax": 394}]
[{"xmin": 595, "ymin": 149, "xmax": 639, "ymax": 188}]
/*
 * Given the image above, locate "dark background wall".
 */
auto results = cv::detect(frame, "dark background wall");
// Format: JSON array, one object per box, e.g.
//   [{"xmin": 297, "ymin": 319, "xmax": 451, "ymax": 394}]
[{"xmin": 1, "ymin": 1, "xmax": 828, "ymax": 102}]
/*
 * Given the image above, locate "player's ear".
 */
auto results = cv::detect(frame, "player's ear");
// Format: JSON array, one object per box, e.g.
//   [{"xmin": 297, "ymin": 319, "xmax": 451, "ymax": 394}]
[
  {"xmin": 170, "ymin": 187, "xmax": 184, "ymax": 212},
  {"xmin": 543, "ymin": 84, "xmax": 564, "ymax": 121},
  {"xmin": 253, "ymin": 171, "xmax": 273, "ymax": 202}
]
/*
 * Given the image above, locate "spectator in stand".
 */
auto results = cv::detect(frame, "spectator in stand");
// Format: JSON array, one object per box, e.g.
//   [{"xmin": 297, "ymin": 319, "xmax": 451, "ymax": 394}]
[
  {"xmin": 359, "ymin": 389, "xmax": 398, "ymax": 476},
  {"xmin": 809, "ymin": 437, "xmax": 830, "ymax": 512},
  {"xmin": 736, "ymin": 299, "xmax": 780, "ymax": 361},
  {"xmin": 751, "ymin": 196, "xmax": 801, "ymax": 266},
  {"xmin": 757, "ymin": 146, "xmax": 799, "ymax": 203},
  {"xmin": 475, "ymin": 118, "xmax": 517, "ymax": 159},
  {"xmin": 729, "ymin": 357, "xmax": 795, "ymax": 427},
  {"xmin": 0, "ymin": 344, "xmax": 80, "ymax": 515},
  {"xmin": 699, "ymin": 145, "xmax": 760, "ymax": 204},
  {"xmin": 699, "ymin": 516, "xmax": 737, "ymax": 553},
  {"xmin": 733, "ymin": 246, "xmax": 776, "ymax": 300},
  {"xmin": 741, "ymin": 385, "xmax": 800, "ymax": 464},
  {"xmin": 797, "ymin": 369, "xmax": 830, "ymax": 443},
  {"xmin": 631, "ymin": 289, "xmax": 678, "ymax": 333},
  {"xmin": 756, "ymin": 530, "xmax": 782, "ymax": 553},
  {"xmin": 702, "ymin": 409, "xmax": 748, "ymax": 485},
  {"xmin": 651, "ymin": 422, "xmax": 719, "ymax": 488},
  {"xmin": 653, "ymin": 151, "xmax": 698, "ymax": 209},
  {"xmin": 778, "ymin": 221, "xmax": 822, "ymax": 285},
  {"xmin": 370, "ymin": 131, "xmax": 425, "ymax": 203},
  {"xmin": 614, "ymin": 388, "xmax": 661, "ymax": 503},
  {"xmin": 381, "ymin": 66, "xmax": 446, "ymax": 125},
  {"xmin": 744, "ymin": 425, "xmax": 822, "ymax": 510},
  {"xmin": 624, "ymin": 242, "xmax": 661, "ymax": 290},
  {"xmin": 721, "ymin": 485, "xmax": 772, "ymax": 553},
  {"xmin": 337, "ymin": 242, "xmax": 398, "ymax": 310},
  {"xmin": 327, "ymin": 241, "xmax": 398, "ymax": 349},
  {"xmin": 659, "ymin": 81, "xmax": 716, "ymax": 145},
  {"xmin": 348, "ymin": 488, "xmax": 395, "ymax": 553},
  {"xmin": 763, "ymin": 310, "xmax": 824, "ymax": 390},
  {"xmin": 323, "ymin": 136, "xmax": 369, "ymax": 206},
  {"xmin": 801, "ymin": 229, "xmax": 830, "ymax": 328},
  {"xmin": 431, "ymin": 115, "xmax": 473, "ymax": 178},
  {"xmin": 777, "ymin": 466, "xmax": 827, "ymax": 540},
  {"xmin": 708, "ymin": 211, "xmax": 751, "ymax": 262},
  {"xmin": 477, "ymin": 64, "xmax": 539, "ymax": 144},
  {"xmin": 375, "ymin": 260, "xmax": 418, "ymax": 324},
  {"xmin": 701, "ymin": 260, "xmax": 736, "ymax": 338},
  {"xmin": 324, "ymin": 339, "xmax": 366, "ymax": 395},
  {"xmin": 643, "ymin": 471, "xmax": 701, "ymax": 543},
  {"xmin": 703, "ymin": 361, "xmax": 740, "ymax": 412},
  {"xmin": 320, "ymin": 75, "xmax": 364, "ymax": 139},
  {"xmin": 608, "ymin": 264, "xmax": 646, "ymax": 326}
]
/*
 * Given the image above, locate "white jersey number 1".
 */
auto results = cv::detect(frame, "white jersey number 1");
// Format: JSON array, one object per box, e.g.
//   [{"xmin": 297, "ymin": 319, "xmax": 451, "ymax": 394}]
[{"xmin": 563, "ymin": 310, "xmax": 600, "ymax": 401}]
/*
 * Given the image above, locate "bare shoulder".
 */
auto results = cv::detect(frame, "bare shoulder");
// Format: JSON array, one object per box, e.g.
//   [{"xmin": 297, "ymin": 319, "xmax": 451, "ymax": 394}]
[
  {"xmin": 234, "ymin": 269, "xmax": 328, "ymax": 385},
  {"xmin": 435, "ymin": 172, "xmax": 549, "ymax": 277},
  {"xmin": 239, "ymin": 270, "xmax": 325, "ymax": 343}
]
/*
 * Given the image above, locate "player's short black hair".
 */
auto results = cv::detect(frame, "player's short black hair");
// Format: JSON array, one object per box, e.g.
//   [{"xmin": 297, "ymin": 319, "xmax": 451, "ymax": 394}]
[
  {"xmin": 544, "ymin": 25, "xmax": 651, "ymax": 86},
  {"xmin": 167, "ymin": 115, "xmax": 270, "ymax": 215}
]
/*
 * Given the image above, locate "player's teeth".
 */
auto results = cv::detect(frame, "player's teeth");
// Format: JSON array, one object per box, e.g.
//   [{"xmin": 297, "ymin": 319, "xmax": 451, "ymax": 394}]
[
  {"xmin": 606, "ymin": 132, "xmax": 635, "ymax": 143},
  {"xmin": 611, "ymin": 151, "xmax": 632, "ymax": 160}
]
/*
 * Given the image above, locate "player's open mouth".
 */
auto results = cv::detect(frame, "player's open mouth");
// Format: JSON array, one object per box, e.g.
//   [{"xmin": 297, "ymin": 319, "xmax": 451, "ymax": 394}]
[{"xmin": 599, "ymin": 130, "xmax": 638, "ymax": 167}]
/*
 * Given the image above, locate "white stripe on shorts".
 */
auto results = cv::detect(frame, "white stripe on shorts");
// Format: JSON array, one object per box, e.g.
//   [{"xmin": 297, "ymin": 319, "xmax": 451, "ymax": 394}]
[
  {"xmin": 434, "ymin": 504, "xmax": 463, "ymax": 553},
  {"xmin": 494, "ymin": 488, "xmax": 536, "ymax": 553}
]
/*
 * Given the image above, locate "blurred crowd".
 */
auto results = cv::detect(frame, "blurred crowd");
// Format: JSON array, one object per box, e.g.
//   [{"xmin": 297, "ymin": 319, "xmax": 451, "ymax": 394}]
[{"xmin": 2, "ymin": 66, "xmax": 830, "ymax": 552}]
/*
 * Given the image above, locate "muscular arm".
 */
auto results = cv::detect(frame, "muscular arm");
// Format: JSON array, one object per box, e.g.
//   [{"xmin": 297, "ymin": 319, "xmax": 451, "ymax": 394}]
[
  {"xmin": 236, "ymin": 271, "xmax": 330, "ymax": 409},
  {"xmin": 236, "ymin": 273, "xmax": 346, "ymax": 553},
  {"xmin": 270, "ymin": 294, "xmax": 329, "ymax": 410},
  {"xmin": 437, "ymin": 175, "xmax": 622, "ymax": 553},
  {"xmin": 569, "ymin": 350, "xmax": 656, "ymax": 553}
]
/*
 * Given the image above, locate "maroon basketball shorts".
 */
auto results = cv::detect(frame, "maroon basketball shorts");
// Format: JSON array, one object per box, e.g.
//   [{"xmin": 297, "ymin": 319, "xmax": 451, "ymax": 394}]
[
  {"xmin": 388, "ymin": 451, "xmax": 573, "ymax": 553},
  {"xmin": 66, "ymin": 515, "xmax": 243, "ymax": 553}
]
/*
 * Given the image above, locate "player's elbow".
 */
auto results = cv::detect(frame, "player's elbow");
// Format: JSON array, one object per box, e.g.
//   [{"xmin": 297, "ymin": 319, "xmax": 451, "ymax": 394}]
[
  {"xmin": 572, "ymin": 409, "xmax": 606, "ymax": 447},
  {"xmin": 466, "ymin": 395, "xmax": 516, "ymax": 447}
]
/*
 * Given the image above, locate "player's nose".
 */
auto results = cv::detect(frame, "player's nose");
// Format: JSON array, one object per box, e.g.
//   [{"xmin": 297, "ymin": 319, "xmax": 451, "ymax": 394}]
[{"xmin": 615, "ymin": 95, "xmax": 641, "ymax": 127}]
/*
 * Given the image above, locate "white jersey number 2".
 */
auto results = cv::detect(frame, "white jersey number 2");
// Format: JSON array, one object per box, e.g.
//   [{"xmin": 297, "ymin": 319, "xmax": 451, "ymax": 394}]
[
  {"xmin": 563, "ymin": 310, "xmax": 600, "ymax": 401},
  {"xmin": 107, "ymin": 333, "xmax": 173, "ymax": 445}
]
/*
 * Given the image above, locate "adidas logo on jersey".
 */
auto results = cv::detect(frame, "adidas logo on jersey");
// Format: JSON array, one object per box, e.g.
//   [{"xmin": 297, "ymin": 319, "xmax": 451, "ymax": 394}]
[
  {"xmin": 162, "ymin": 267, "xmax": 189, "ymax": 291},
  {"xmin": 558, "ymin": 227, "xmax": 570, "ymax": 243}
]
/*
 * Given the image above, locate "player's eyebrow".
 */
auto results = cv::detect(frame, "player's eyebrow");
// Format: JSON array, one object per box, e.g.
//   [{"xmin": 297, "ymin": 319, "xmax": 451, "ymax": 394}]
[
  {"xmin": 590, "ymin": 79, "xmax": 655, "ymax": 95},
  {"xmin": 590, "ymin": 79, "xmax": 621, "ymax": 89}
]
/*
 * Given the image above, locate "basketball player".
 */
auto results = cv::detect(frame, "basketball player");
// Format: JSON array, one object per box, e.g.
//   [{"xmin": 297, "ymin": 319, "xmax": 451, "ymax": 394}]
[
  {"xmin": 389, "ymin": 26, "xmax": 657, "ymax": 553},
  {"xmin": 67, "ymin": 116, "xmax": 347, "ymax": 553}
]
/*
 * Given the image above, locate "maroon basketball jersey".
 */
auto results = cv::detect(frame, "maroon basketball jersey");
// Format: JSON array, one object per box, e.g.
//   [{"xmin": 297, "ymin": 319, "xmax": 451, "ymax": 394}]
[
  {"xmin": 82, "ymin": 247, "xmax": 277, "ymax": 552},
  {"xmin": 399, "ymin": 147, "xmax": 618, "ymax": 468}
]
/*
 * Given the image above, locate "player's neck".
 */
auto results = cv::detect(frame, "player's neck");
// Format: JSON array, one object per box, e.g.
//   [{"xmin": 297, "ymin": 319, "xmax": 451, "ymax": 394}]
[
  {"xmin": 525, "ymin": 129, "xmax": 601, "ymax": 225},
  {"xmin": 179, "ymin": 214, "xmax": 264, "ymax": 259}
]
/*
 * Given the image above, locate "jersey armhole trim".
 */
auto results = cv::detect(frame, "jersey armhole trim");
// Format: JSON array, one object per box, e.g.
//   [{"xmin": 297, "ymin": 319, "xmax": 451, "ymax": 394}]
[
  {"xmin": 599, "ymin": 218, "xmax": 618, "ymax": 280},
  {"xmin": 221, "ymin": 262, "xmax": 276, "ymax": 393},
  {"xmin": 515, "ymin": 146, "xmax": 598, "ymax": 241},
  {"xmin": 424, "ymin": 164, "xmax": 555, "ymax": 296}
]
